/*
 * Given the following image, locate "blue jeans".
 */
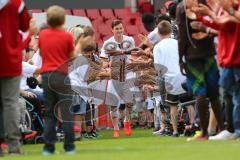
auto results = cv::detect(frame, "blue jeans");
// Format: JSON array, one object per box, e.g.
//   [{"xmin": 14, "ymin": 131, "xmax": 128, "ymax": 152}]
[
  {"xmin": 219, "ymin": 67, "xmax": 240, "ymax": 136},
  {"xmin": 26, "ymin": 89, "xmax": 44, "ymax": 103}
]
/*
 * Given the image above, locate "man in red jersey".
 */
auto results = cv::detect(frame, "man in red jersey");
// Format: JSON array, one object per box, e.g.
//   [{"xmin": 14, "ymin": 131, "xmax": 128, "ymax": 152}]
[{"xmin": 0, "ymin": 0, "xmax": 32, "ymax": 155}]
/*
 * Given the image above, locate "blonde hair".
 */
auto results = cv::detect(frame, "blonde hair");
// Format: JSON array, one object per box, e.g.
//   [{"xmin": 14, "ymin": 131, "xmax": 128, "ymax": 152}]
[
  {"xmin": 47, "ymin": 5, "xmax": 65, "ymax": 28},
  {"xmin": 69, "ymin": 26, "xmax": 84, "ymax": 45}
]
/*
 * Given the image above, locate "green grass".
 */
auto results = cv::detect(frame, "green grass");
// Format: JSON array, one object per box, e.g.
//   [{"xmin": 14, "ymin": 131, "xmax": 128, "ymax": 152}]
[{"xmin": 2, "ymin": 129, "xmax": 240, "ymax": 160}]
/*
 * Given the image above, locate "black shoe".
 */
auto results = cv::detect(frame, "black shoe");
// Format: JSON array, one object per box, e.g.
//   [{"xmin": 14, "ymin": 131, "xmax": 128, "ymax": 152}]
[
  {"xmin": 43, "ymin": 144, "xmax": 55, "ymax": 155},
  {"xmin": 64, "ymin": 144, "xmax": 75, "ymax": 154},
  {"xmin": 81, "ymin": 132, "xmax": 93, "ymax": 139},
  {"xmin": 91, "ymin": 131, "xmax": 102, "ymax": 138}
]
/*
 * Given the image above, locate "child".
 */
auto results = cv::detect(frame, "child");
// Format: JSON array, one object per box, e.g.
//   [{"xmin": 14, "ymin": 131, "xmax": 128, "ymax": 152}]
[
  {"xmin": 153, "ymin": 20, "xmax": 186, "ymax": 137},
  {"xmin": 38, "ymin": 5, "xmax": 76, "ymax": 155}
]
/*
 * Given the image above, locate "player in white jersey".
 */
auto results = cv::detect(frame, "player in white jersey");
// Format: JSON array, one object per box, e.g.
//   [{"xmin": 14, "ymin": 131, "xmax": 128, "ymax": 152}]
[{"xmin": 100, "ymin": 19, "xmax": 136, "ymax": 137}]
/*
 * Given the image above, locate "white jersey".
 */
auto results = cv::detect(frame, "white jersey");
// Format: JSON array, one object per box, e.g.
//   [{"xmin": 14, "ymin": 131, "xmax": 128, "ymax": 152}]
[
  {"xmin": 100, "ymin": 35, "xmax": 135, "ymax": 59},
  {"xmin": 100, "ymin": 35, "xmax": 138, "ymax": 106},
  {"xmin": 153, "ymin": 38, "xmax": 186, "ymax": 95}
]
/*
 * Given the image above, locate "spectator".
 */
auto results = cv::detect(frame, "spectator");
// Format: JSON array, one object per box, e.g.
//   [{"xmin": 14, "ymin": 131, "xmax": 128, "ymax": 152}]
[
  {"xmin": 39, "ymin": 5, "xmax": 76, "ymax": 155},
  {"xmin": 176, "ymin": 0, "xmax": 224, "ymax": 140},
  {"xmin": 192, "ymin": 0, "xmax": 240, "ymax": 140},
  {"xmin": 0, "ymin": 0, "xmax": 33, "ymax": 155}
]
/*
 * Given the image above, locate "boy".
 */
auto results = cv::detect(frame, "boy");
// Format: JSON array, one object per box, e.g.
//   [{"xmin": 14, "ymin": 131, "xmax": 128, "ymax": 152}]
[
  {"xmin": 153, "ymin": 20, "xmax": 190, "ymax": 137},
  {"xmin": 39, "ymin": 5, "xmax": 76, "ymax": 155}
]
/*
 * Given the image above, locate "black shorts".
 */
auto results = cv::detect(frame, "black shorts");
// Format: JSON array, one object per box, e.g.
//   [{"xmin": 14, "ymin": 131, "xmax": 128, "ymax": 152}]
[
  {"xmin": 165, "ymin": 93, "xmax": 194, "ymax": 106},
  {"xmin": 165, "ymin": 94, "xmax": 179, "ymax": 105},
  {"xmin": 119, "ymin": 104, "xmax": 126, "ymax": 110}
]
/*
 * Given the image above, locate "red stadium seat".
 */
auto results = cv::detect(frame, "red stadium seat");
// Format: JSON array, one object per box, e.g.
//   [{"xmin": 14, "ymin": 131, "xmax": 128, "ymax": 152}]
[
  {"xmin": 137, "ymin": 0, "xmax": 154, "ymax": 13},
  {"xmin": 91, "ymin": 18, "xmax": 104, "ymax": 31},
  {"xmin": 102, "ymin": 34, "xmax": 112, "ymax": 41},
  {"xmin": 95, "ymin": 32, "xmax": 101, "ymax": 42},
  {"xmin": 72, "ymin": 9, "xmax": 86, "ymax": 17},
  {"xmin": 138, "ymin": 2, "xmax": 154, "ymax": 13},
  {"xmin": 86, "ymin": 9, "xmax": 101, "ymax": 20},
  {"xmin": 65, "ymin": 9, "xmax": 72, "ymax": 15},
  {"xmin": 98, "ymin": 25, "xmax": 112, "ymax": 38},
  {"xmin": 100, "ymin": 9, "xmax": 115, "ymax": 21},
  {"xmin": 30, "ymin": 9, "xmax": 43, "ymax": 13},
  {"xmin": 137, "ymin": 0, "xmax": 151, "ymax": 7},
  {"xmin": 138, "ymin": 24, "xmax": 149, "ymax": 35},
  {"xmin": 122, "ymin": 18, "xmax": 132, "ymax": 26},
  {"xmin": 114, "ymin": 8, "xmax": 131, "ymax": 19},
  {"xmin": 105, "ymin": 18, "xmax": 115, "ymax": 27},
  {"xmin": 125, "ymin": 25, "xmax": 139, "ymax": 36}
]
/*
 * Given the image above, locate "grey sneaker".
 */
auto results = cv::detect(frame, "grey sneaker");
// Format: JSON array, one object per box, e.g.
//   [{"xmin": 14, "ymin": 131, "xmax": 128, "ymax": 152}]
[{"xmin": 8, "ymin": 141, "xmax": 22, "ymax": 155}]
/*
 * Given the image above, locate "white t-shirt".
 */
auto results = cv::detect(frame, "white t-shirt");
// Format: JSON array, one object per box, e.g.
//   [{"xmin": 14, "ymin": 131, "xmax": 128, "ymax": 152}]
[
  {"xmin": 32, "ymin": 50, "xmax": 42, "ymax": 67},
  {"xmin": 153, "ymin": 38, "xmax": 186, "ymax": 95},
  {"xmin": 69, "ymin": 55, "xmax": 106, "ymax": 105},
  {"xmin": 146, "ymin": 98, "xmax": 155, "ymax": 110},
  {"xmin": 69, "ymin": 55, "xmax": 90, "ymax": 102},
  {"xmin": 20, "ymin": 62, "xmax": 38, "ymax": 90}
]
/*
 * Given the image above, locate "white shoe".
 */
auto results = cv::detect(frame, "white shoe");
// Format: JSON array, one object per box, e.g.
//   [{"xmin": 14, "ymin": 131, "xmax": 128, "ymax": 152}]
[
  {"xmin": 209, "ymin": 130, "xmax": 233, "ymax": 140},
  {"xmin": 153, "ymin": 129, "xmax": 165, "ymax": 135},
  {"xmin": 228, "ymin": 133, "xmax": 240, "ymax": 140}
]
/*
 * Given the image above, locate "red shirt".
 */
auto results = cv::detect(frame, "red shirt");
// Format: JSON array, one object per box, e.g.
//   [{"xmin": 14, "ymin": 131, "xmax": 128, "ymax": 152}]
[
  {"xmin": 0, "ymin": 0, "xmax": 30, "ymax": 77},
  {"xmin": 218, "ymin": 23, "xmax": 240, "ymax": 67},
  {"xmin": 199, "ymin": 10, "xmax": 240, "ymax": 67},
  {"xmin": 39, "ymin": 29, "xmax": 74, "ymax": 74}
]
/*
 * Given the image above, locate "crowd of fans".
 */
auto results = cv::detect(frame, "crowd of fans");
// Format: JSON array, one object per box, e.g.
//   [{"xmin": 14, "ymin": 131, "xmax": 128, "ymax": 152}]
[{"xmin": 0, "ymin": 0, "xmax": 240, "ymax": 157}]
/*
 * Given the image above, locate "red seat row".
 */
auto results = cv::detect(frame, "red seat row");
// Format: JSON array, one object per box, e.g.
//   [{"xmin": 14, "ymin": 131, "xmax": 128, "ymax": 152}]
[{"xmin": 29, "ymin": 8, "xmax": 148, "ymax": 47}]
